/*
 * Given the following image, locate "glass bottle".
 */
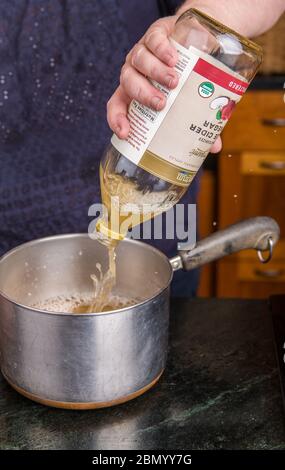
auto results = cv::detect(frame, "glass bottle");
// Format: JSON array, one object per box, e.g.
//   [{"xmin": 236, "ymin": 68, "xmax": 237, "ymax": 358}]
[{"xmin": 96, "ymin": 8, "xmax": 263, "ymax": 242}]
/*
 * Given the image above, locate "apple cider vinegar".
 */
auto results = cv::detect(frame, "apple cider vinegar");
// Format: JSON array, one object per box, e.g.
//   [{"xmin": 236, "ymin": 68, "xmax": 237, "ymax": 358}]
[
  {"xmin": 92, "ymin": 9, "xmax": 262, "ymax": 311},
  {"xmin": 97, "ymin": 9, "xmax": 262, "ymax": 242}
]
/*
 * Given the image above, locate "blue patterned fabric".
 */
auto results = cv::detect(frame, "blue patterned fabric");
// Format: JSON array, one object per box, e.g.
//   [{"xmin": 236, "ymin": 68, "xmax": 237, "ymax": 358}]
[{"xmin": 0, "ymin": 0, "xmax": 199, "ymax": 296}]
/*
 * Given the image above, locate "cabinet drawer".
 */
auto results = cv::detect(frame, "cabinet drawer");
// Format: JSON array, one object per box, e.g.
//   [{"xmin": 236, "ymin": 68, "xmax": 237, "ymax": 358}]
[
  {"xmin": 237, "ymin": 259, "xmax": 285, "ymax": 282},
  {"xmin": 222, "ymin": 91, "xmax": 285, "ymax": 152},
  {"xmin": 238, "ymin": 240, "xmax": 285, "ymax": 283},
  {"xmin": 241, "ymin": 152, "xmax": 285, "ymax": 175},
  {"xmin": 217, "ymin": 259, "xmax": 285, "ymax": 298}
]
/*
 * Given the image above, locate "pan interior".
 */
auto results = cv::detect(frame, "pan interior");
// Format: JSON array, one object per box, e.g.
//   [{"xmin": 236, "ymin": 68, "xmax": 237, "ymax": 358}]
[{"xmin": 0, "ymin": 235, "xmax": 173, "ymax": 312}]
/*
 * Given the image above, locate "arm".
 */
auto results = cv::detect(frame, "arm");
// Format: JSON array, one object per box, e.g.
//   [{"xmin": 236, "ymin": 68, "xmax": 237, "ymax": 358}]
[{"xmin": 107, "ymin": 0, "xmax": 285, "ymax": 141}]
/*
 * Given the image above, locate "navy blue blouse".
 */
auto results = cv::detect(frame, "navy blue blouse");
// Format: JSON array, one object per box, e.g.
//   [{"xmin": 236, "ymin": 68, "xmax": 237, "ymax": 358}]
[{"xmin": 0, "ymin": 0, "xmax": 199, "ymax": 295}]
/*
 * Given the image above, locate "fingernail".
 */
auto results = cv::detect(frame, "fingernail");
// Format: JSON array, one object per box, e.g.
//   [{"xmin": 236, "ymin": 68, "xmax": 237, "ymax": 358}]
[
  {"xmin": 166, "ymin": 74, "xmax": 177, "ymax": 88},
  {"xmin": 151, "ymin": 96, "xmax": 163, "ymax": 110},
  {"xmin": 166, "ymin": 53, "xmax": 176, "ymax": 66}
]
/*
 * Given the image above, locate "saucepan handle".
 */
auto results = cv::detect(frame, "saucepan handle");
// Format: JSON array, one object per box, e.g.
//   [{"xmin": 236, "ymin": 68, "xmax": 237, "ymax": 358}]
[{"xmin": 170, "ymin": 217, "xmax": 280, "ymax": 272}]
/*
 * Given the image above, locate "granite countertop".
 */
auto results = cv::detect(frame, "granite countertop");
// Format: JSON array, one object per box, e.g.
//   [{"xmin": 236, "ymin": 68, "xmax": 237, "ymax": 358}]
[{"xmin": 0, "ymin": 298, "xmax": 284, "ymax": 450}]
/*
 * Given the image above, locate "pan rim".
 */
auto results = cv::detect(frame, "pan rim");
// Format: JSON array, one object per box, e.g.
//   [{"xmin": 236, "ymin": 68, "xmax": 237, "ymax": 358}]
[{"xmin": 0, "ymin": 233, "xmax": 173, "ymax": 317}]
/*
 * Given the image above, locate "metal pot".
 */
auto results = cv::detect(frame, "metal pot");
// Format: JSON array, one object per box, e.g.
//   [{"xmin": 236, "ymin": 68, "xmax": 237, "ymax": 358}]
[{"xmin": 0, "ymin": 217, "xmax": 280, "ymax": 409}]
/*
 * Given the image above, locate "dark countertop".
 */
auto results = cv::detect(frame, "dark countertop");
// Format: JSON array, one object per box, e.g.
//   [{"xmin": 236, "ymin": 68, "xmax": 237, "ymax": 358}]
[{"xmin": 0, "ymin": 298, "xmax": 284, "ymax": 450}]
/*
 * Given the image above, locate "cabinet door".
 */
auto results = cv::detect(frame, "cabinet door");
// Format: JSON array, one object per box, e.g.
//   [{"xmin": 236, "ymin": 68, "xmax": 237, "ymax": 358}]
[{"xmin": 217, "ymin": 151, "xmax": 285, "ymax": 298}]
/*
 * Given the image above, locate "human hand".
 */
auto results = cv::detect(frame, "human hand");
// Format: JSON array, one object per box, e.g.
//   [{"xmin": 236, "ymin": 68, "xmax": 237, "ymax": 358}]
[{"xmin": 107, "ymin": 16, "xmax": 222, "ymax": 153}]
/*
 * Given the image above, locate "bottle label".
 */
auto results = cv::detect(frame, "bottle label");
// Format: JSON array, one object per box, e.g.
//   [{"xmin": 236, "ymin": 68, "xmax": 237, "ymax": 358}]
[{"xmin": 111, "ymin": 39, "xmax": 249, "ymax": 187}]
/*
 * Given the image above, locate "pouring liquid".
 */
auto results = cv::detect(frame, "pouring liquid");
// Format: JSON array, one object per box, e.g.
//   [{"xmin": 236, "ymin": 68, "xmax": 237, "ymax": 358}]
[
  {"xmin": 87, "ymin": 241, "xmax": 117, "ymax": 313},
  {"xmin": 90, "ymin": 159, "xmax": 186, "ymax": 313},
  {"xmin": 33, "ymin": 155, "xmax": 176, "ymax": 314},
  {"xmin": 35, "ymin": 151, "xmax": 181, "ymax": 314},
  {"xmin": 31, "ymin": 165, "xmax": 170, "ymax": 314}
]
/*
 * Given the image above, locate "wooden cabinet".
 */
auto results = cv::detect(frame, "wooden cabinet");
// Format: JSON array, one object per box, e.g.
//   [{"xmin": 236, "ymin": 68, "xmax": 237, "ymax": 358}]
[
  {"xmin": 217, "ymin": 90, "xmax": 285, "ymax": 298},
  {"xmin": 222, "ymin": 91, "xmax": 285, "ymax": 151},
  {"xmin": 197, "ymin": 169, "xmax": 216, "ymax": 297}
]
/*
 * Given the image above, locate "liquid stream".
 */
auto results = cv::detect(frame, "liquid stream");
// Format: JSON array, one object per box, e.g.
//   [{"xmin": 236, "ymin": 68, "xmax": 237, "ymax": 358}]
[{"xmin": 34, "ymin": 163, "xmax": 179, "ymax": 314}]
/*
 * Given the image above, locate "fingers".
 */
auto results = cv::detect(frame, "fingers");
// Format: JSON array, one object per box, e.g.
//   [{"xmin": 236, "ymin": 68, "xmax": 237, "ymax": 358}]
[
  {"xmin": 130, "ymin": 44, "xmax": 178, "ymax": 89},
  {"xmin": 107, "ymin": 18, "xmax": 178, "ymax": 134},
  {"xmin": 144, "ymin": 19, "xmax": 177, "ymax": 67},
  {"xmin": 107, "ymin": 87, "xmax": 131, "ymax": 139},
  {"xmin": 120, "ymin": 63, "xmax": 166, "ymax": 110},
  {"xmin": 107, "ymin": 85, "xmax": 223, "ymax": 154},
  {"xmin": 211, "ymin": 136, "xmax": 222, "ymax": 153},
  {"xmin": 118, "ymin": 18, "xmax": 178, "ymax": 112}
]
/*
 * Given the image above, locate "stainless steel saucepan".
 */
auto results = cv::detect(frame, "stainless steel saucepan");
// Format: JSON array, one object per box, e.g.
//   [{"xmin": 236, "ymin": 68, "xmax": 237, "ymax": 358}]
[{"xmin": 0, "ymin": 217, "xmax": 280, "ymax": 409}]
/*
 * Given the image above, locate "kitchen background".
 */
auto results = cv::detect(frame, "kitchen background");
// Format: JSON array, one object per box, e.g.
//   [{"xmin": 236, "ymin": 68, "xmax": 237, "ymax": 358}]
[{"xmin": 197, "ymin": 13, "xmax": 285, "ymax": 298}]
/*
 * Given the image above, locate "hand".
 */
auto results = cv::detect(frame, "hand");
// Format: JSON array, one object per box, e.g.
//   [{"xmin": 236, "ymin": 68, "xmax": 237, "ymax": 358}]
[{"xmin": 107, "ymin": 16, "xmax": 222, "ymax": 153}]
